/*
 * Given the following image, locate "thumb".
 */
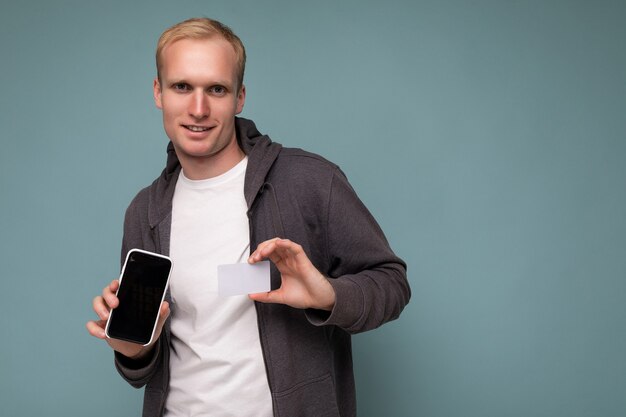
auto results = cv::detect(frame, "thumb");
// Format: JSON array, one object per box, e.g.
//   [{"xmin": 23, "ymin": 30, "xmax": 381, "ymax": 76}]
[
  {"xmin": 249, "ymin": 291, "xmax": 282, "ymax": 305},
  {"xmin": 154, "ymin": 301, "xmax": 170, "ymax": 337}
]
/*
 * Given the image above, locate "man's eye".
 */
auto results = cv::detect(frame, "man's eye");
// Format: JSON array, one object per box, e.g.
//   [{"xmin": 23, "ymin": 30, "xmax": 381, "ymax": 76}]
[
  {"xmin": 173, "ymin": 83, "xmax": 190, "ymax": 92},
  {"xmin": 209, "ymin": 86, "xmax": 226, "ymax": 95}
]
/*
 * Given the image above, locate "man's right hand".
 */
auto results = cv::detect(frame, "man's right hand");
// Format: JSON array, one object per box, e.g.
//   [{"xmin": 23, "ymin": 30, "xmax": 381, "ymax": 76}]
[{"xmin": 85, "ymin": 279, "xmax": 170, "ymax": 360}]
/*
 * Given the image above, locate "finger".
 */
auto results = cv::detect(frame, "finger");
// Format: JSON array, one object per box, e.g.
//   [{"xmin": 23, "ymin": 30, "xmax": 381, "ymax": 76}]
[
  {"xmin": 86, "ymin": 320, "xmax": 106, "ymax": 339},
  {"xmin": 155, "ymin": 301, "xmax": 170, "ymax": 331},
  {"xmin": 102, "ymin": 283, "xmax": 119, "ymax": 309},
  {"xmin": 260, "ymin": 238, "xmax": 294, "ymax": 260},
  {"xmin": 250, "ymin": 238, "xmax": 278, "ymax": 263},
  {"xmin": 260, "ymin": 240, "xmax": 302, "ymax": 268},
  {"xmin": 92, "ymin": 295, "xmax": 110, "ymax": 320},
  {"xmin": 249, "ymin": 237, "xmax": 280, "ymax": 263},
  {"xmin": 275, "ymin": 240, "xmax": 315, "ymax": 270},
  {"xmin": 152, "ymin": 301, "xmax": 170, "ymax": 340},
  {"xmin": 109, "ymin": 279, "xmax": 120, "ymax": 291},
  {"xmin": 261, "ymin": 242, "xmax": 283, "ymax": 264},
  {"xmin": 275, "ymin": 238, "xmax": 299, "ymax": 251},
  {"xmin": 274, "ymin": 239, "xmax": 305, "ymax": 259},
  {"xmin": 160, "ymin": 301, "xmax": 170, "ymax": 320}
]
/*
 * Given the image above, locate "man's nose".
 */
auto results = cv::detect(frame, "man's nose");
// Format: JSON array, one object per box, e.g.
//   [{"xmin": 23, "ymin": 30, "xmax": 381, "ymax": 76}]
[{"xmin": 188, "ymin": 91, "xmax": 209, "ymax": 119}]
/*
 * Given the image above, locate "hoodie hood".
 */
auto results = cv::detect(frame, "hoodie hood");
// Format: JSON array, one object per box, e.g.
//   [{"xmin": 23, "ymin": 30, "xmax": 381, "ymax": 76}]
[{"xmin": 147, "ymin": 117, "xmax": 282, "ymax": 228}]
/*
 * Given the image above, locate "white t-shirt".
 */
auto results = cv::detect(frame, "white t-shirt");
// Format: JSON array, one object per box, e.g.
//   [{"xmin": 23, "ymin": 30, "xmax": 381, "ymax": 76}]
[{"xmin": 165, "ymin": 157, "xmax": 272, "ymax": 417}]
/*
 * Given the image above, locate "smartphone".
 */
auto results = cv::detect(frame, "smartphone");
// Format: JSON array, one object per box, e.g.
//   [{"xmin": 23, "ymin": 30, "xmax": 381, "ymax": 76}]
[{"xmin": 105, "ymin": 249, "xmax": 172, "ymax": 346}]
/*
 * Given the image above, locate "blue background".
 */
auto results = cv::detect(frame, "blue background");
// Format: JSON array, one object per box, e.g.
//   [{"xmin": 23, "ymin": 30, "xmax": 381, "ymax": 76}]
[{"xmin": 1, "ymin": 1, "xmax": 625, "ymax": 416}]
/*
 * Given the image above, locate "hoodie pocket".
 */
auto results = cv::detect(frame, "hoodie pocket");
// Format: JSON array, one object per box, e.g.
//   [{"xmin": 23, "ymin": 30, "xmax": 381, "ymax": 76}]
[{"xmin": 272, "ymin": 373, "xmax": 341, "ymax": 417}]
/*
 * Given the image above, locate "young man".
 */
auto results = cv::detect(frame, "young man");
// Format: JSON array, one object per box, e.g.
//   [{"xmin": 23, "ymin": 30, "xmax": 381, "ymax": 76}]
[{"xmin": 87, "ymin": 17, "xmax": 410, "ymax": 417}]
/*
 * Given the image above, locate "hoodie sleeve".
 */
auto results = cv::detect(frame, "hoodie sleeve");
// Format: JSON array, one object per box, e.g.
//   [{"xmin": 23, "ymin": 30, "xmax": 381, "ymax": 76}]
[
  {"xmin": 113, "ymin": 189, "xmax": 164, "ymax": 387},
  {"xmin": 114, "ymin": 339, "xmax": 163, "ymax": 388},
  {"xmin": 305, "ymin": 168, "xmax": 411, "ymax": 333}
]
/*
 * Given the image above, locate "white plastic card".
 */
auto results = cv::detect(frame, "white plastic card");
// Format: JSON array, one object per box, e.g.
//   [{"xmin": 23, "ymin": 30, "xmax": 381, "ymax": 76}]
[{"xmin": 217, "ymin": 261, "xmax": 271, "ymax": 296}]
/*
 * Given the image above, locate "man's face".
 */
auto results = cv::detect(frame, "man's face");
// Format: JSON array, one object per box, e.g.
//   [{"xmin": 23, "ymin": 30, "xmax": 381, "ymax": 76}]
[{"xmin": 154, "ymin": 37, "xmax": 245, "ymax": 178}]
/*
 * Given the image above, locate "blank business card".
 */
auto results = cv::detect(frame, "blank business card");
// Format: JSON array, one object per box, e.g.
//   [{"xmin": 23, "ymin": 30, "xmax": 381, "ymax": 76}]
[{"xmin": 217, "ymin": 261, "xmax": 271, "ymax": 296}]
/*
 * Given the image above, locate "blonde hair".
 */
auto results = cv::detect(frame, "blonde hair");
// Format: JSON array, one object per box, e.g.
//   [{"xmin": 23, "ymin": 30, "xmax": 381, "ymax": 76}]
[{"xmin": 156, "ymin": 17, "xmax": 246, "ymax": 91}]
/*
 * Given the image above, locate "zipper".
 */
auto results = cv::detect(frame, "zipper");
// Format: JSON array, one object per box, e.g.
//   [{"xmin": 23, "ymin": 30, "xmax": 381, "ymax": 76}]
[{"xmin": 248, "ymin": 182, "xmax": 285, "ymax": 415}]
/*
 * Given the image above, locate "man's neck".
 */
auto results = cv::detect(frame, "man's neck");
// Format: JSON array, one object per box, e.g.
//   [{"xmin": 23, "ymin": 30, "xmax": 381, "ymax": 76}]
[{"xmin": 178, "ymin": 144, "xmax": 245, "ymax": 180}]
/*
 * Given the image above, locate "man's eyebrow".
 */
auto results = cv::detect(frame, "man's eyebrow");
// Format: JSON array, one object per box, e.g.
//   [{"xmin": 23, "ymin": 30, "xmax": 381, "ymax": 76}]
[
  {"xmin": 205, "ymin": 80, "xmax": 232, "ymax": 88},
  {"xmin": 167, "ymin": 78, "xmax": 232, "ymax": 87}
]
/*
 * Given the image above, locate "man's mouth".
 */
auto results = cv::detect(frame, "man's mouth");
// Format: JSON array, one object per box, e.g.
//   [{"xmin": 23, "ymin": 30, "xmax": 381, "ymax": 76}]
[{"xmin": 183, "ymin": 125, "xmax": 211, "ymax": 132}]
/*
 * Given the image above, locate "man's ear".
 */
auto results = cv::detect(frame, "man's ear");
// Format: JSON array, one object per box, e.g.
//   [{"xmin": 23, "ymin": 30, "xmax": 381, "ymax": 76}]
[
  {"xmin": 236, "ymin": 84, "xmax": 246, "ymax": 114},
  {"xmin": 153, "ymin": 77, "xmax": 163, "ymax": 109}
]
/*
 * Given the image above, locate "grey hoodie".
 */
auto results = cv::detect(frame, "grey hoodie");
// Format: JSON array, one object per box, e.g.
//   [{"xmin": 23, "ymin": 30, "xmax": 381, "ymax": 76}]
[{"xmin": 114, "ymin": 117, "xmax": 410, "ymax": 417}]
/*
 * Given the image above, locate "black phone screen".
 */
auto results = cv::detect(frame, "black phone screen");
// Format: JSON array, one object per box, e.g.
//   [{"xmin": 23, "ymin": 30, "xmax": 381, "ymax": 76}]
[{"xmin": 107, "ymin": 250, "xmax": 171, "ymax": 345}]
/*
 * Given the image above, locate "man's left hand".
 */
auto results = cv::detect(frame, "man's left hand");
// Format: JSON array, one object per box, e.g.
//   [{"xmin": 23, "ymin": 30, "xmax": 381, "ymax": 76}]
[{"xmin": 248, "ymin": 238, "xmax": 335, "ymax": 311}]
